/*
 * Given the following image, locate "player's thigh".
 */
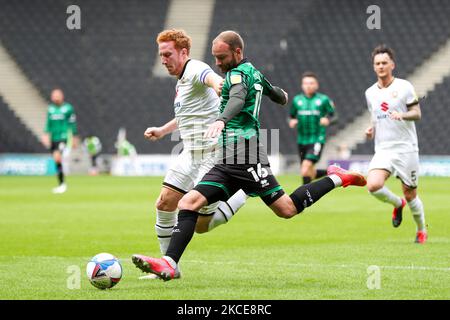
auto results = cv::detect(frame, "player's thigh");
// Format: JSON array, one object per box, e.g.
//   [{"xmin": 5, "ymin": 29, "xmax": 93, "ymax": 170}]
[
  {"xmin": 156, "ymin": 186, "xmax": 185, "ymax": 211},
  {"xmin": 392, "ymin": 152, "xmax": 419, "ymax": 191},
  {"xmin": 269, "ymin": 194, "xmax": 297, "ymax": 219},
  {"xmin": 301, "ymin": 159, "xmax": 314, "ymax": 176},
  {"xmin": 52, "ymin": 150, "xmax": 62, "ymax": 163},
  {"xmin": 178, "ymin": 190, "xmax": 209, "ymax": 212},
  {"xmin": 367, "ymin": 152, "xmax": 393, "ymax": 192},
  {"xmin": 163, "ymin": 150, "xmax": 195, "ymax": 194}
]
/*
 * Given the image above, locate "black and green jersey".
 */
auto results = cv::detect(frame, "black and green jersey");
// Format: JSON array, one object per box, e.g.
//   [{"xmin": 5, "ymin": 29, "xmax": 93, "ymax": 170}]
[
  {"xmin": 290, "ymin": 93, "xmax": 335, "ymax": 144},
  {"xmin": 220, "ymin": 60, "xmax": 273, "ymax": 146},
  {"xmin": 44, "ymin": 102, "xmax": 77, "ymax": 141}
]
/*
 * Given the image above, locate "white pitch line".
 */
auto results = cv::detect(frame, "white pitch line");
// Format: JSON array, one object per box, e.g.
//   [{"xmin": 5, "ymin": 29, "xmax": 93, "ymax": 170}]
[{"xmin": 182, "ymin": 259, "xmax": 450, "ymax": 272}]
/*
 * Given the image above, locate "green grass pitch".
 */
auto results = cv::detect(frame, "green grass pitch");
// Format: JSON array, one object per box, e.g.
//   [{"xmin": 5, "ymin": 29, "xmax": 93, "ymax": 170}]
[{"xmin": 0, "ymin": 175, "xmax": 449, "ymax": 299}]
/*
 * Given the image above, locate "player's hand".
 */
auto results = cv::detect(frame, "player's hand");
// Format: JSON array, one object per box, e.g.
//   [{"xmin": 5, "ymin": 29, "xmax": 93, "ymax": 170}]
[
  {"xmin": 217, "ymin": 79, "xmax": 224, "ymax": 96},
  {"xmin": 204, "ymin": 120, "xmax": 225, "ymax": 139},
  {"xmin": 365, "ymin": 126, "xmax": 374, "ymax": 140},
  {"xmin": 144, "ymin": 127, "xmax": 165, "ymax": 141},
  {"xmin": 289, "ymin": 119, "xmax": 298, "ymax": 128},
  {"xmin": 320, "ymin": 117, "xmax": 330, "ymax": 126},
  {"xmin": 41, "ymin": 134, "xmax": 51, "ymax": 149},
  {"xmin": 389, "ymin": 111, "xmax": 403, "ymax": 121}
]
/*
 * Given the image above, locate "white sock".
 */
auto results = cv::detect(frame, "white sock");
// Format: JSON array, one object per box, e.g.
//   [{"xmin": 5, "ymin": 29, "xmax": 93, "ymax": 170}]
[
  {"xmin": 208, "ymin": 189, "xmax": 247, "ymax": 231},
  {"xmin": 370, "ymin": 186, "xmax": 402, "ymax": 208},
  {"xmin": 328, "ymin": 174, "xmax": 342, "ymax": 187},
  {"xmin": 155, "ymin": 209, "xmax": 177, "ymax": 255},
  {"xmin": 408, "ymin": 197, "xmax": 426, "ymax": 231}
]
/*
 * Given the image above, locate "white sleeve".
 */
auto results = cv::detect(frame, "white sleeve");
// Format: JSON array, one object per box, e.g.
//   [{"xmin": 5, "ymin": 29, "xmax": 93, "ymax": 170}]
[
  {"xmin": 192, "ymin": 61, "xmax": 213, "ymax": 85},
  {"xmin": 405, "ymin": 81, "xmax": 419, "ymax": 106},
  {"xmin": 365, "ymin": 90, "xmax": 372, "ymax": 112}
]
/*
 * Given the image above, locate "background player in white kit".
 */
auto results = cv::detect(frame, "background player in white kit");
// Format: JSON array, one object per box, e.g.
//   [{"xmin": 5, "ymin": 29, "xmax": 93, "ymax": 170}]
[
  {"xmin": 139, "ymin": 29, "xmax": 247, "ymax": 278},
  {"xmin": 365, "ymin": 45, "xmax": 427, "ymax": 244}
]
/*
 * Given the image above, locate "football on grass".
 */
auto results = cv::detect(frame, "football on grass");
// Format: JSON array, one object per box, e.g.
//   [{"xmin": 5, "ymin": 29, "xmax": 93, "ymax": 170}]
[{"xmin": 86, "ymin": 253, "xmax": 122, "ymax": 289}]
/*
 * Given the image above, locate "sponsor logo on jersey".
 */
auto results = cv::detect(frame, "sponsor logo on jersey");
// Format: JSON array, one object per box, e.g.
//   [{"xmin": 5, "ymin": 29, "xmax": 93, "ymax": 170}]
[
  {"xmin": 298, "ymin": 110, "xmax": 321, "ymax": 116},
  {"xmin": 50, "ymin": 114, "xmax": 65, "ymax": 120},
  {"xmin": 380, "ymin": 102, "xmax": 389, "ymax": 112}
]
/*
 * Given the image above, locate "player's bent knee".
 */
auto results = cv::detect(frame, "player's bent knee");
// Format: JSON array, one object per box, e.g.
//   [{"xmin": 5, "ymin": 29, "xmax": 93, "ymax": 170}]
[
  {"xmin": 367, "ymin": 181, "xmax": 383, "ymax": 193},
  {"xmin": 271, "ymin": 204, "xmax": 297, "ymax": 219},
  {"xmin": 178, "ymin": 190, "xmax": 207, "ymax": 212},
  {"xmin": 403, "ymin": 189, "xmax": 417, "ymax": 202},
  {"xmin": 156, "ymin": 189, "xmax": 182, "ymax": 211},
  {"xmin": 156, "ymin": 197, "xmax": 177, "ymax": 211}
]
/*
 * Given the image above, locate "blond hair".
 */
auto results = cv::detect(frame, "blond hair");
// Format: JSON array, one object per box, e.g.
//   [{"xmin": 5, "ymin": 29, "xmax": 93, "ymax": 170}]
[{"xmin": 156, "ymin": 29, "xmax": 191, "ymax": 54}]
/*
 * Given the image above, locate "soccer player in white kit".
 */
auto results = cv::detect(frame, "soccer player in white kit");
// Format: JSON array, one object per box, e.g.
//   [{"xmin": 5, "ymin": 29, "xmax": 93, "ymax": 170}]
[
  {"xmin": 137, "ymin": 29, "xmax": 247, "ymax": 278},
  {"xmin": 365, "ymin": 45, "xmax": 427, "ymax": 244}
]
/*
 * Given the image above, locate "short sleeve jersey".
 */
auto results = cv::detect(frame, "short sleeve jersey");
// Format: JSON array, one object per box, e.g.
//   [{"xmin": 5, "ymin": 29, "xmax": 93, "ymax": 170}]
[
  {"xmin": 173, "ymin": 59, "xmax": 220, "ymax": 150},
  {"xmin": 45, "ymin": 102, "xmax": 77, "ymax": 141},
  {"xmin": 290, "ymin": 93, "xmax": 335, "ymax": 144},
  {"xmin": 365, "ymin": 78, "xmax": 419, "ymax": 153},
  {"xmin": 219, "ymin": 60, "xmax": 273, "ymax": 147}
]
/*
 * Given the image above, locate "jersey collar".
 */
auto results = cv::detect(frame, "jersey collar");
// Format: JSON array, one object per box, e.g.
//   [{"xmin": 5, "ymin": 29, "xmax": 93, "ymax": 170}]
[
  {"xmin": 178, "ymin": 59, "xmax": 191, "ymax": 79},
  {"xmin": 237, "ymin": 58, "xmax": 248, "ymax": 66},
  {"xmin": 377, "ymin": 77, "xmax": 395, "ymax": 89}
]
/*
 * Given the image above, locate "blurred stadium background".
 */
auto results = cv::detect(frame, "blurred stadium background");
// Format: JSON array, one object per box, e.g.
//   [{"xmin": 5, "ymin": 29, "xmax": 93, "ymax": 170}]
[{"xmin": 1, "ymin": 0, "xmax": 449, "ymax": 177}]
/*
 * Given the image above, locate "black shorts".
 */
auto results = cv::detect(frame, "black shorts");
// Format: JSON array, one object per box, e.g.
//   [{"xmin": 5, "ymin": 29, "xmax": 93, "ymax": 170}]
[
  {"xmin": 194, "ymin": 163, "xmax": 285, "ymax": 206},
  {"xmin": 50, "ymin": 140, "xmax": 67, "ymax": 153},
  {"xmin": 298, "ymin": 143, "xmax": 324, "ymax": 164}
]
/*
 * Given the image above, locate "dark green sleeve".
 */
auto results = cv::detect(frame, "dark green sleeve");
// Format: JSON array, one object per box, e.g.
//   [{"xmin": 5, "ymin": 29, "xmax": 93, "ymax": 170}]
[
  {"xmin": 322, "ymin": 96, "xmax": 338, "ymax": 124},
  {"xmin": 261, "ymin": 76, "xmax": 286, "ymax": 105},
  {"xmin": 44, "ymin": 108, "xmax": 51, "ymax": 133},
  {"xmin": 290, "ymin": 97, "xmax": 297, "ymax": 118},
  {"xmin": 323, "ymin": 96, "xmax": 335, "ymax": 115},
  {"xmin": 68, "ymin": 105, "xmax": 78, "ymax": 135}
]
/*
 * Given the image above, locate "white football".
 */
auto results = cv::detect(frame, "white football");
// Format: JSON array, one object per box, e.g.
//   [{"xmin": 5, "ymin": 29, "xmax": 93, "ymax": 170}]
[{"xmin": 86, "ymin": 253, "xmax": 122, "ymax": 290}]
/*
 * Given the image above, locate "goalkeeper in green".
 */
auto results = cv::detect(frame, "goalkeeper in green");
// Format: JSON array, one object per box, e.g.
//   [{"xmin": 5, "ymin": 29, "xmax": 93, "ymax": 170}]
[{"xmin": 41, "ymin": 89, "xmax": 78, "ymax": 193}]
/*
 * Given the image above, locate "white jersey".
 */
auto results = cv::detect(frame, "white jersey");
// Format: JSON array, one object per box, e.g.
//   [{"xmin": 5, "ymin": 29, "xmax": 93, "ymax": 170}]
[
  {"xmin": 365, "ymin": 78, "xmax": 419, "ymax": 153},
  {"xmin": 173, "ymin": 59, "xmax": 220, "ymax": 150}
]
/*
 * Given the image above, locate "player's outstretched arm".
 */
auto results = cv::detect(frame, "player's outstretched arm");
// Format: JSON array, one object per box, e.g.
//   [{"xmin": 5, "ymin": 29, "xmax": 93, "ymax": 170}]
[
  {"xmin": 266, "ymin": 86, "xmax": 288, "ymax": 105},
  {"xmin": 144, "ymin": 118, "xmax": 177, "ymax": 141},
  {"xmin": 204, "ymin": 72, "xmax": 224, "ymax": 96}
]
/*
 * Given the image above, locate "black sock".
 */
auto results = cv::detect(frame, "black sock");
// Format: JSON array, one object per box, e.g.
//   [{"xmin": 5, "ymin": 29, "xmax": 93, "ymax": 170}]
[
  {"xmin": 165, "ymin": 210, "xmax": 199, "ymax": 264},
  {"xmin": 316, "ymin": 169, "xmax": 327, "ymax": 179},
  {"xmin": 302, "ymin": 176, "xmax": 312, "ymax": 185},
  {"xmin": 56, "ymin": 162, "xmax": 64, "ymax": 185},
  {"xmin": 289, "ymin": 177, "xmax": 335, "ymax": 213}
]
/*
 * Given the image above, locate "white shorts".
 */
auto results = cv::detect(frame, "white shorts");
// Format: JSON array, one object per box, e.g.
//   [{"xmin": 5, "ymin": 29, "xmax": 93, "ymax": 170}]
[
  {"xmin": 163, "ymin": 148, "xmax": 218, "ymax": 215},
  {"xmin": 369, "ymin": 150, "xmax": 419, "ymax": 188}
]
